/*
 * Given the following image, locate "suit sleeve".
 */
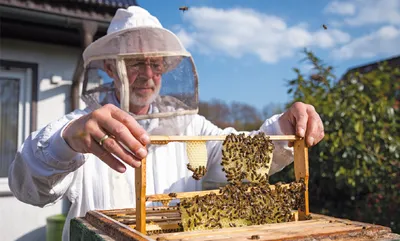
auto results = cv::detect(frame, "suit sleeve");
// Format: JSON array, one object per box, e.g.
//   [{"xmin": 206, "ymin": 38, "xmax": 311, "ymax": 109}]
[{"xmin": 8, "ymin": 109, "xmax": 88, "ymax": 207}]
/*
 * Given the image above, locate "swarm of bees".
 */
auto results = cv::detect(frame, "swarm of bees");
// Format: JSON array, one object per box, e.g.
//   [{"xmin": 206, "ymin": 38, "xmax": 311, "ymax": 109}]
[{"xmin": 178, "ymin": 133, "xmax": 307, "ymax": 232}]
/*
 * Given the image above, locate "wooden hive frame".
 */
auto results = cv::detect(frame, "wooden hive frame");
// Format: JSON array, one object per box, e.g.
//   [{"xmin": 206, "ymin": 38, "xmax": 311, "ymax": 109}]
[
  {"xmin": 77, "ymin": 134, "xmax": 400, "ymax": 240},
  {"xmin": 134, "ymin": 134, "xmax": 309, "ymax": 234}
]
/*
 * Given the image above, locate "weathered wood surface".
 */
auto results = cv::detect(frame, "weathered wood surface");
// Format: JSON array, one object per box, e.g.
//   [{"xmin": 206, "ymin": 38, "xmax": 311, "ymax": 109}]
[
  {"xmin": 77, "ymin": 210, "xmax": 400, "ymax": 241},
  {"xmin": 70, "ymin": 217, "xmax": 115, "ymax": 241},
  {"xmin": 85, "ymin": 210, "xmax": 153, "ymax": 241},
  {"xmin": 152, "ymin": 214, "xmax": 396, "ymax": 241}
]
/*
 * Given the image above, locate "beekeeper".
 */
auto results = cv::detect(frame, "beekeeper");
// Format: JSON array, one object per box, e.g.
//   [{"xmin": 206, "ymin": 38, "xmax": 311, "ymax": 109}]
[{"xmin": 8, "ymin": 6, "xmax": 324, "ymax": 241}]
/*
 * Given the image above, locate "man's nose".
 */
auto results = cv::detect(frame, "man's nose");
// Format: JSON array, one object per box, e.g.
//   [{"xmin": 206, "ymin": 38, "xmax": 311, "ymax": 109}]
[{"xmin": 139, "ymin": 65, "xmax": 154, "ymax": 79}]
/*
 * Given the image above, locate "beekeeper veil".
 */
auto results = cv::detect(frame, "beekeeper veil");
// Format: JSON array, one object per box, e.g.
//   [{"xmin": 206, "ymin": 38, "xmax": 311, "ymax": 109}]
[{"xmin": 81, "ymin": 6, "xmax": 198, "ymax": 135}]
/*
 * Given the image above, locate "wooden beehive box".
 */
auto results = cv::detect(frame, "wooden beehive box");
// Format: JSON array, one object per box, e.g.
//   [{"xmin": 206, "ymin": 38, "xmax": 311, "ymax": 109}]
[{"xmin": 70, "ymin": 135, "xmax": 399, "ymax": 241}]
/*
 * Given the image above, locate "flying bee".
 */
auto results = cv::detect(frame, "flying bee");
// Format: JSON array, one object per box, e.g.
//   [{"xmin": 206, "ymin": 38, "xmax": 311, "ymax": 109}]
[{"xmin": 179, "ymin": 6, "xmax": 189, "ymax": 13}]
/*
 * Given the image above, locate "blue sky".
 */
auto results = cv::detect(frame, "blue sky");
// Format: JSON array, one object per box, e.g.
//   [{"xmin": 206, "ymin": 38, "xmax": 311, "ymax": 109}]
[{"xmin": 138, "ymin": 0, "xmax": 400, "ymax": 110}]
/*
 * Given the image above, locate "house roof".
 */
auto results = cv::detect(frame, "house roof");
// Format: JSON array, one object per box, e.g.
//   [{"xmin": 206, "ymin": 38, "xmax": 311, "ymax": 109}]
[
  {"xmin": 0, "ymin": 0, "xmax": 139, "ymax": 21},
  {"xmin": 70, "ymin": 0, "xmax": 138, "ymax": 8},
  {"xmin": 343, "ymin": 55, "xmax": 400, "ymax": 77},
  {"xmin": 0, "ymin": 0, "xmax": 139, "ymax": 46}
]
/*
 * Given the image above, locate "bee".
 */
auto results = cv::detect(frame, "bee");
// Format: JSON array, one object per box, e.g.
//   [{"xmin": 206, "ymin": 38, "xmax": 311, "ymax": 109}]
[
  {"xmin": 168, "ymin": 192, "xmax": 177, "ymax": 198},
  {"xmin": 187, "ymin": 163, "xmax": 195, "ymax": 172},
  {"xmin": 179, "ymin": 6, "xmax": 189, "ymax": 12}
]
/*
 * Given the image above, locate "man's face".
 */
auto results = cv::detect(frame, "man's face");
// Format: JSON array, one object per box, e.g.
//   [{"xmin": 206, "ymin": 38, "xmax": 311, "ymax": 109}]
[{"xmin": 105, "ymin": 57, "xmax": 164, "ymax": 107}]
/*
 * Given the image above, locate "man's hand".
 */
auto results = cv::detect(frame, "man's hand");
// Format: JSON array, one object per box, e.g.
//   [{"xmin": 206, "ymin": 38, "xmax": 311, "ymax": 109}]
[
  {"xmin": 62, "ymin": 104, "xmax": 150, "ymax": 173},
  {"xmin": 278, "ymin": 102, "xmax": 324, "ymax": 147}
]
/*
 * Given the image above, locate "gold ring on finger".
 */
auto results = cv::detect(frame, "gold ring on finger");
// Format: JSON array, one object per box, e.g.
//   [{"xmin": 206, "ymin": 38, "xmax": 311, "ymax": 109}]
[{"xmin": 98, "ymin": 134, "xmax": 110, "ymax": 146}]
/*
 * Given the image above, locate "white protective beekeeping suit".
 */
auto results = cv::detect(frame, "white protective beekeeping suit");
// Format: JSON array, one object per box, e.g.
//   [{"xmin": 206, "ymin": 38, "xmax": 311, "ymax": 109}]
[{"xmin": 8, "ymin": 6, "xmax": 294, "ymax": 241}]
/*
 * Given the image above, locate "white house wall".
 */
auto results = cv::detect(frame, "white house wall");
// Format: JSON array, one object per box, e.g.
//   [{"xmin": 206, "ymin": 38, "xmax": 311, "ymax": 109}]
[
  {"xmin": 1, "ymin": 38, "xmax": 81, "ymax": 241},
  {"xmin": 1, "ymin": 38, "xmax": 82, "ymax": 128}
]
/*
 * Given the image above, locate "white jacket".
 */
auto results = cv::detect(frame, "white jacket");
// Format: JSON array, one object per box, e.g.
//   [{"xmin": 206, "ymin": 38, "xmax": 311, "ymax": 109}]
[{"xmin": 8, "ymin": 94, "xmax": 293, "ymax": 241}]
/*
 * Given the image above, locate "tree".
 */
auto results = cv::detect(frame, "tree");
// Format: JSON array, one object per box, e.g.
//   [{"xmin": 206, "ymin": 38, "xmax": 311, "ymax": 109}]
[
  {"xmin": 199, "ymin": 99, "xmax": 265, "ymax": 131},
  {"xmin": 199, "ymin": 99, "xmax": 232, "ymax": 128},
  {"xmin": 277, "ymin": 49, "xmax": 400, "ymax": 232},
  {"xmin": 262, "ymin": 102, "xmax": 284, "ymax": 120}
]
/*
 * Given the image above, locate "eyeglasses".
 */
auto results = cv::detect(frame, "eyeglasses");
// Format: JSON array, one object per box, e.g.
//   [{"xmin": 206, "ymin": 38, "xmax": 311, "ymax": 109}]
[{"xmin": 126, "ymin": 60, "xmax": 165, "ymax": 74}]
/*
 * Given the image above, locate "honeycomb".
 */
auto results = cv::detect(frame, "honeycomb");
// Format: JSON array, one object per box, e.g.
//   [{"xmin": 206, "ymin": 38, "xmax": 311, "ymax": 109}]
[
  {"xmin": 186, "ymin": 140, "xmax": 208, "ymax": 180},
  {"xmin": 186, "ymin": 141, "xmax": 208, "ymax": 168}
]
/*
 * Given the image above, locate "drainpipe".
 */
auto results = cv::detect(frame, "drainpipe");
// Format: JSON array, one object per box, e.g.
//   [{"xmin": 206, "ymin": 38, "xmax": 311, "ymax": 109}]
[{"xmin": 70, "ymin": 21, "xmax": 98, "ymax": 111}]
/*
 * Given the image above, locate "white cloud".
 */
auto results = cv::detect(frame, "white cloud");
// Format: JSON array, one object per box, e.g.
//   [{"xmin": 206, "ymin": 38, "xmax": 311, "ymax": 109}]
[
  {"xmin": 175, "ymin": 7, "xmax": 350, "ymax": 63},
  {"xmin": 332, "ymin": 25, "xmax": 400, "ymax": 60},
  {"xmin": 324, "ymin": 1, "xmax": 356, "ymax": 16},
  {"xmin": 326, "ymin": 0, "xmax": 400, "ymax": 26},
  {"xmin": 175, "ymin": 29, "xmax": 195, "ymax": 49},
  {"xmin": 324, "ymin": 0, "xmax": 400, "ymax": 60}
]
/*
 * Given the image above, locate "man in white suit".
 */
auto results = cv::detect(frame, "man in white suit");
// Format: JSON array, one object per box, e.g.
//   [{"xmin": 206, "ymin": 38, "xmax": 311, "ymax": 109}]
[{"xmin": 8, "ymin": 6, "xmax": 324, "ymax": 241}]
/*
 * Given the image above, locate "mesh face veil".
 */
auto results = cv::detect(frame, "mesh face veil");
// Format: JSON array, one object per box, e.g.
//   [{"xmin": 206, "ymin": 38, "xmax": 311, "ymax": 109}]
[{"xmin": 81, "ymin": 23, "xmax": 199, "ymax": 135}]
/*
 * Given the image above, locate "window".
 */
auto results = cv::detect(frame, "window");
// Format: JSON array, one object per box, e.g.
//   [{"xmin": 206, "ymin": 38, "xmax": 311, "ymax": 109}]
[
  {"xmin": 0, "ymin": 61, "xmax": 37, "ymax": 194},
  {"xmin": 0, "ymin": 76, "xmax": 20, "ymax": 177}
]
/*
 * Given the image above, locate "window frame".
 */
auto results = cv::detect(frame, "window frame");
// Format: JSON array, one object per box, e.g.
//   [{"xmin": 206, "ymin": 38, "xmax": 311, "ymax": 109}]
[{"xmin": 0, "ymin": 60, "xmax": 38, "ymax": 195}]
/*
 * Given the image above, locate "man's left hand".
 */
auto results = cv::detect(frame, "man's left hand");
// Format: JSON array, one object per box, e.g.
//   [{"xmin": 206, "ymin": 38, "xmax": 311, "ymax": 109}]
[{"xmin": 278, "ymin": 102, "xmax": 324, "ymax": 147}]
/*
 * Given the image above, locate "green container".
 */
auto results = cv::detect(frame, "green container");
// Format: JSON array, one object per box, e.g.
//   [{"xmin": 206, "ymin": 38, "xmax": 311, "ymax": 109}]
[{"xmin": 46, "ymin": 214, "xmax": 66, "ymax": 241}]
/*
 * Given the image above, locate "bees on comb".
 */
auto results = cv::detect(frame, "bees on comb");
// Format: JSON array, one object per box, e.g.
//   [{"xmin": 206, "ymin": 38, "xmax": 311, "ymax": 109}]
[
  {"xmin": 179, "ymin": 181, "xmax": 306, "ymax": 232},
  {"xmin": 221, "ymin": 133, "xmax": 274, "ymax": 184},
  {"xmin": 177, "ymin": 133, "xmax": 308, "ymax": 232}
]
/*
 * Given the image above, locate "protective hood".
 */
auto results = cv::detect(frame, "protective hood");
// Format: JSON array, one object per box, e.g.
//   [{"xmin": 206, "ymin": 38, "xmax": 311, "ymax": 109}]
[{"xmin": 81, "ymin": 6, "xmax": 199, "ymax": 135}]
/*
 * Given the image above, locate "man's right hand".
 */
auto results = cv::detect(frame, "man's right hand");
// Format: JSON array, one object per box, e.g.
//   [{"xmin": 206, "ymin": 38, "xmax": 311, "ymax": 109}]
[{"xmin": 62, "ymin": 104, "xmax": 150, "ymax": 173}]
